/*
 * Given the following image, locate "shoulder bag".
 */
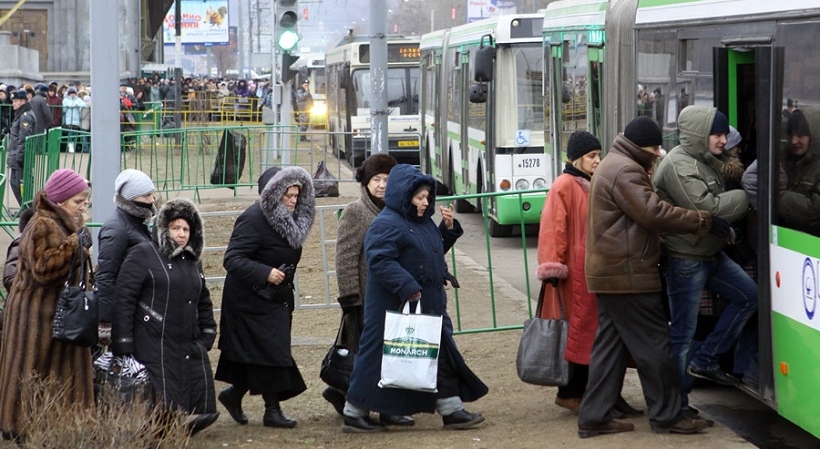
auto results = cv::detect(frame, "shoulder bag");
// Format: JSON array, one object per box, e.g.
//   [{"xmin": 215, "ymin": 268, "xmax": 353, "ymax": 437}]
[
  {"xmin": 515, "ymin": 281, "xmax": 571, "ymax": 386},
  {"xmin": 52, "ymin": 240, "xmax": 98, "ymax": 347},
  {"xmin": 320, "ymin": 315, "xmax": 356, "ymax": 392}
]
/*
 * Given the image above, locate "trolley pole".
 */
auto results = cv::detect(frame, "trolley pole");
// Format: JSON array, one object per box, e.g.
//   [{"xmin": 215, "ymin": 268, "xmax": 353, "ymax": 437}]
[{"xmin": 369, "ymin": 0, "xmax": 388, "ymax": 155}]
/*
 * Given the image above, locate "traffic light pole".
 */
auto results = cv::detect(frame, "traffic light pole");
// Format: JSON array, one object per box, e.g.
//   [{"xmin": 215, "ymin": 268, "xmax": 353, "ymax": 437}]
[{"xmin": 370, "ymin": 0, "xmax": 388, "ymax": 154}]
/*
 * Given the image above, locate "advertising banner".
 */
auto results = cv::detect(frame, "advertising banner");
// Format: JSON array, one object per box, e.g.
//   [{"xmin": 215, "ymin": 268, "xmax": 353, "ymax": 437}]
[
  {"xmin": 164, "ymin": 0, "xmax": 230, "ymax": 46},
  {"xmin": 467, "ymin": 0, "xmax": 517, "ymax": 23}
]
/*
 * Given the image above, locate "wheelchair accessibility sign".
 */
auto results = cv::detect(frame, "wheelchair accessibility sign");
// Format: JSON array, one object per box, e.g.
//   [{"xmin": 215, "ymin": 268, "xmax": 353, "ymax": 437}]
[{"xmin": 515, "ymin": 130, "xmax": 530, "ymax": 146}]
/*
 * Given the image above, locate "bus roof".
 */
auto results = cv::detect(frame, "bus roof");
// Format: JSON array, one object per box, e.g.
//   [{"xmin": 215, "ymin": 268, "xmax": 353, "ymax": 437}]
[
  {"xmin": 289, "ymin": 53, "xmax": 325, "ymax": 71},
  {"xmin": 543, "ymin": 0, "xmax": 607, "ymax": 32},
  {"xmin": 421, "ymin": 13, "xmax": 543, "ymax": 50},
  {"xmin": 636, "ymin": 0, "xmax": 820, "ymax": 25}
]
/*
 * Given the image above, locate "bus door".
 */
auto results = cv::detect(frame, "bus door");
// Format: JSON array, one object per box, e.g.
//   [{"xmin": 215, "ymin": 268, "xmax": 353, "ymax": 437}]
[
  {"xmin": 588, "ymin": 41, "xmax": 604, "ymax": 139},
  {"xmin": 548, "ymin": 40, "xmax": 564, "ymax": 181}
]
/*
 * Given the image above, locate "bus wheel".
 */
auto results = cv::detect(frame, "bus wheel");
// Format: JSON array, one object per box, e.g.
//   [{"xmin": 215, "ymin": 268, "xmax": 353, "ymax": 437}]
[
  {"xmin": 455, "ymin": 198, "xmax": 475, "ymax": 213},
  {"xmin": 488, "ymin": 218, "xmax": 512, "ymax": 238}
]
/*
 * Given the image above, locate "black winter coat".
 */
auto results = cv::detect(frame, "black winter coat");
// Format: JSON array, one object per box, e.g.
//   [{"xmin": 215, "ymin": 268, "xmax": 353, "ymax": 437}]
[
  {"xmin": 111, "ymin": 199, "xmax": 216, "ymax": 414},
  {"xmin": 7, "ymin": 103, "xmax": 35, "ymax": 170},
  {"xmin": 96, "ymin": 198, "xmax": 155, "ymax": 322},
  {"xmin": 218, "ymin": 166, "xmax": 315, "ymax": 367}
]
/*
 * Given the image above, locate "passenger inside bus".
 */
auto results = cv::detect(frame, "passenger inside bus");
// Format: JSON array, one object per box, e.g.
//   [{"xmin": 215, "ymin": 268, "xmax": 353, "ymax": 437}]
[{"xmin": 778, "ymin": 108, "xmax": 820, "ymax": 236}]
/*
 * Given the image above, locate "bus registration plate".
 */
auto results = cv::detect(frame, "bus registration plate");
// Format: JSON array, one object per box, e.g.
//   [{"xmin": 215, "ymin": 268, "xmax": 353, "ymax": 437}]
[
  {"xmin": 520, "ymin": 158, "xmax": 541, "ymax": 168},
  {"xmin": 398, "ymin": 140, "xmax": 418, "ymax": 147}
]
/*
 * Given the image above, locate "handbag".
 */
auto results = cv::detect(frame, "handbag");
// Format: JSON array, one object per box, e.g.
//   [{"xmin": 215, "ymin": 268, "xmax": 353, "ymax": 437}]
[
  {"xmin": 379, "ymin": 300, "xmax": 443, "ymax": 393},
  {"xmin": 52, "ymin": 239, "xmax": 98, "ymax": 347},
  {"xmin": 94, "ymin": 352, "xmax": 152, "ymax": 405},
  {"xmin": 515, "ymin": 281, "xmax": 571, "ymax": 386},
  {"xmin": 320, "ymin": 315, "xmax": 356, "ymax": 391}
]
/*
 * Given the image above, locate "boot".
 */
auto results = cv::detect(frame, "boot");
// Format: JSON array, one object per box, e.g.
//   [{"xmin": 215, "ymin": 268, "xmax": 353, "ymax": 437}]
[
  {"xmin": 218, "ymin": 386, "xmax": 248, "ymax": 425},
  {"xmin": 263, "ymin": 406, "xmax": 297, "ymax": 428},
  {"xmin": 187, "ymin": 412, "xmax": 220, "ymax": 436}
]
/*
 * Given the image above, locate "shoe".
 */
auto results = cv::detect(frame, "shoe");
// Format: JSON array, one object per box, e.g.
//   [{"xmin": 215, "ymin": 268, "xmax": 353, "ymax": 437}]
[
  {"xmin": 652, "ymin": 416, "xmax": 710, "ymax": 434},
  {"xmin": 379, "ymin": 414, "xmax": 415, "ymax": 426},
  {"xmin": 218, "ymin": 386, "xmax": 248, "ymax": 425},
  {"xmin": 682, "ymin": 407, "xmax": 714, "ymax": 427},
  {"xmin": 263, "ymin": 406, "xmax": 297, "ymax": 428},
  {"xmin": 578, "ymin": 420, "xmax": 635, "ymax": 438},
  {"xmin": 611, "ymin": 396, "xmax": 644, "ymax": 419},
  {"xmin": 322, "ymin": 387, "xmax": 346, "ymax": 416},
  {"xmin": 188, "ymin": 412, "xmax": 220, "ymax": 436},
  {"xmin": 687, "ymin": 365, "xmax": 739, "ymax": 386},
  {"xmin": 554, "ymin": 396, "xmax": 581, "ymax": 413},
  {"xmin": 442, "ymin": 409, "xmax": 485, "ymax": 430},
  {"xmin": 342, "ymin": 415, "xmax": 387, "ymax": 433}
]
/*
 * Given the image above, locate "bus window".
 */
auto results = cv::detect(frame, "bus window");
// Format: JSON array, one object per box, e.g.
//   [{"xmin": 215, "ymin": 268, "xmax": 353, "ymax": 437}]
[{"xmin": 513, "ymin": 44, "xmax": 544, "ymax": 132}]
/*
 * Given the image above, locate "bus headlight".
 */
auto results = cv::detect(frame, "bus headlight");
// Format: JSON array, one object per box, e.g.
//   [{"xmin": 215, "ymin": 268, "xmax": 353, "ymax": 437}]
[
  {"xmin": 532, "ymin": 177, "xmax": 547, "ymax": 189},
  {"xmin": 311, "ymin": 103, "xmax": 327, "ymax": 115},
  {"xmin": 515, "ymin": 179, "xmax": 530, "ymax": 190}
]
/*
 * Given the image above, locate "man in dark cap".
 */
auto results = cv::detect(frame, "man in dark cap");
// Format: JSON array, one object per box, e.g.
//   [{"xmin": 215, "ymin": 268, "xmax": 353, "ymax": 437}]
[
  {"xmin": 7, "ymin": 90, "xmax": 36, "ymax": 206},
  {"xmin": 29, "ymin": 83, "xmax": 53, "ymax": 135},
  {"xmin": 578, "ymin": 115, "xmax": 716, "ymax": 438},
  {"xmin": 653, "ymin": 107, "xmax": 757, "ymax": 417},
  {"xmin": 295, "ymin": 81, "xmax": 313, "ymax": 140}
]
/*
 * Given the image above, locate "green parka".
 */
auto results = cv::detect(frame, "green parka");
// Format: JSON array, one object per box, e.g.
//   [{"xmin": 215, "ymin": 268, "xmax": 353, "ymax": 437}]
[{"xmin": 779, "ymin": 107, "xmax": 820, "ymax": 235}]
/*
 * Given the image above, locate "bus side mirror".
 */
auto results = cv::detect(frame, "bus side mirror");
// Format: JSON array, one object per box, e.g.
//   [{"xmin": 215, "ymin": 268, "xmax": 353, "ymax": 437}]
[
  {"xmin": 475, "ymin": 34, "xmax": 495, "ymax": 82},
  {"xmin": 470, "ymin": 83, "xmax": 487, "ymax": 103},
  {"xmin": 340, "ymin": 62, "xmax": 351, "ymax": 88}
]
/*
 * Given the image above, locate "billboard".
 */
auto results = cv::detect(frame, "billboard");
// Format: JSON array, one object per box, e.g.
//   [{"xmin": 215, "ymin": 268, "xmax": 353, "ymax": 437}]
[
  {"xmin": 467, "ymin": 0, "xmax": 517, "ymax": 23},
  {"xmin": 164, "ymin": 0, "xmax": 230, "ymax": 46}
]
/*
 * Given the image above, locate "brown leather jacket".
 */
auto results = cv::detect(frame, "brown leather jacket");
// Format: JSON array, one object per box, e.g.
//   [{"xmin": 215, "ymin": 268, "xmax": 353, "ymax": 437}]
[{"xmin": 585, "ymin": 134, "xmax": 711, "ymax": 294}]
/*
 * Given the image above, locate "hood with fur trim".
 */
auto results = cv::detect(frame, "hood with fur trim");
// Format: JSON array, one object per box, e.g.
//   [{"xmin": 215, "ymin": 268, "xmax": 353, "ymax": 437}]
[
  {"xmin": 155, "ymin": 198, "xmax": 204, "ymax": 260},
  {"xmin": 383, "ymin": 164, "xmax": 436, "ymax": 222},
  {"xmin": 259, "ymin": 166, "xmax": 315, "ymax": 248}
]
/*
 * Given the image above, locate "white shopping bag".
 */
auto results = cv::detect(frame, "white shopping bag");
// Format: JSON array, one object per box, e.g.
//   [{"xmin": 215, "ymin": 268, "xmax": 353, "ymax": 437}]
[{"xmin": 379, "ymin": 300, "xmax": 443, "ymax": 392}]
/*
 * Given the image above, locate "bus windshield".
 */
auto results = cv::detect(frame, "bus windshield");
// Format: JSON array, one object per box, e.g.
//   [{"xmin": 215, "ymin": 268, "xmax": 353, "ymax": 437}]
[
  {"xmin": 351, "ymin": 67, "xmax": 420, "ymax": 116},
  {"xmin": 512, "ymin": 44, "xmax": 544, "ymax": 132}
]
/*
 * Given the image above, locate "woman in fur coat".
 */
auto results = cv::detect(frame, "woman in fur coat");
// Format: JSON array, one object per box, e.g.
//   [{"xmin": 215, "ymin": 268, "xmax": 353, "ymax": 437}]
[
  {"xmin": 215, "ymin": 166, "xmax": 315, "ymax": 429},
  {"xmin": 0, "ymin": 169, "xmax": 93, "ymax": 438},
  {"xmin": 111, "ymin": 198, "xmax": 219, "ymax": 436}
]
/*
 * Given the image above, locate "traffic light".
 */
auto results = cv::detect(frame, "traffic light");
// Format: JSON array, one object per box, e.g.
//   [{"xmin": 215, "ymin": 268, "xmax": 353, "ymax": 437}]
[{"xmin": 276, "ymin": 0, "xmax": 299, "ymax": 52}]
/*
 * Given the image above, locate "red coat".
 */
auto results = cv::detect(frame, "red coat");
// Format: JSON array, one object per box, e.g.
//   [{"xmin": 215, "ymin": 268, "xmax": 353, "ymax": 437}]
[{"xmin": 535, "ymin": 173, "xmax": 597, "ymax": 365}]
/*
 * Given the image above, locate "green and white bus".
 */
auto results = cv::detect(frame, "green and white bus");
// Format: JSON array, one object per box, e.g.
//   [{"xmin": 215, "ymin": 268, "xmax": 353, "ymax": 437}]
[{"xmin": 419, "ymin": 14, "xmax": 546, "ymax": 237}]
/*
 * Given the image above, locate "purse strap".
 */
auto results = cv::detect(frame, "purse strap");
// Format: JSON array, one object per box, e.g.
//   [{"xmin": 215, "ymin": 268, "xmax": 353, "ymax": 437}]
[
  {"xmin": 535, "ymin": 281, "xmax": 566, "ymax": 321},
  {"xmin": 64, "ymin": 230, "xmax": 92, "ymax": 289}
]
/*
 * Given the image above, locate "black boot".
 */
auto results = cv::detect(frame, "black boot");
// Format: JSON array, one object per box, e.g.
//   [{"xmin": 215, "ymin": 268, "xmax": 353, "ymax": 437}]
[
  {"xmin": 322, "ymin": 387, "xmax": 346, "ymax": 416},
  {"xmin": 218, "ymin": 386, "xmax": 248, "ymax": 425},
  {"xmin": 188, "ymin": 412, "xmax": 220, "ymax": 436},
  {"xmin": 263, "ymin": 406, "xmax": 297, "ymax": 428}
]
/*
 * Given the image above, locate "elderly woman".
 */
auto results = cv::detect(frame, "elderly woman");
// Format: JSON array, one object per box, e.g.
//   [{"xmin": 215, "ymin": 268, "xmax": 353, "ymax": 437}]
[
  {"xmin": 216, "ymin": 166, "xmax": 315, "ymax": 429},
  {"xmin": 342, "ymin": 164, "xmax": 488, "ymax": 433},
  {"xmin": 0, "ymin": 169, "xmax": 93, "ymax": 438},
  {"xmin": 111, "ymin": 198, "xmax": 219, "ymax": 436}
]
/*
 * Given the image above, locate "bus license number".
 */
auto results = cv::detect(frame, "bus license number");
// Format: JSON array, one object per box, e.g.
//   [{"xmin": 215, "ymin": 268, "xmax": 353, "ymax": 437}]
[
  {"xmin": 398, "ymin": 140, "xmax": 418, "ymax": 147},
  {"xmin": 521, "ymin": 158, "xmax": 540, "ymax": 168}
]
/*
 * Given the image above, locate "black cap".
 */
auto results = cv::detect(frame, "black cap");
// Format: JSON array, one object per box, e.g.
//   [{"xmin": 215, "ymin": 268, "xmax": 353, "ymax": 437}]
[
  {"xmin": 10, "ymin": 89, "xmax": 27, "ymax": 101},
  {"xmin": 624, "ymin": 116, "xmax": 663, "ymax": 148},
  {"xmin": 566, "ymin": 131, "xmax": 601, "ymax": 161},
  {"xmin": 710, "ymin": 111, "xmax": 730, "ymax": 135}
]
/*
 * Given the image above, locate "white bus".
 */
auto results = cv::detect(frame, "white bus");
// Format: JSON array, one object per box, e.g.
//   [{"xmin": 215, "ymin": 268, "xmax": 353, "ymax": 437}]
[
  {"xmin": 420, "ymin": 14, "xmax": 546, "ymax": 237},
  {"xmin": 325, "ymin": 35, "xmax": 421, "ymax": 167},
  {"xmin": 290, "ymin": 53, "xmax": 327, "ymax": 129}
]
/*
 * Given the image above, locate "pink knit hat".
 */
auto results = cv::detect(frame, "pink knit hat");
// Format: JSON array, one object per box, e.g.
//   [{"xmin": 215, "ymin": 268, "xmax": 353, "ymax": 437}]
[{"xmin": 45, "ymin": 169, "xmax": 89, "ymax": 203}]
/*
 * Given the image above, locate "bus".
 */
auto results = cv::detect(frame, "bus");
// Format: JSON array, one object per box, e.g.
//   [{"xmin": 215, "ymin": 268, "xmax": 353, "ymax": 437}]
[
  {"xmin": 419, "ymin": 14, "xmax": 546, "ymax": 237},
  {"xmin": 290, "ymin": 53, "xmax": 327, "ymax": 129},
  {"xmin": 325, "ymin": 35, "xmax": 421, "ymax": 167},
  {"xmin": 543, "ymin": 0, "xmax": 820, "ymax": 438}
]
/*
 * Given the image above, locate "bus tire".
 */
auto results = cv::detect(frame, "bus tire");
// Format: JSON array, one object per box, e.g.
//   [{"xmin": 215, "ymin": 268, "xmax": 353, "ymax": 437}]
[{"xmin": 488, "ymin": 218, "xmax": 512, "ymax": 238}]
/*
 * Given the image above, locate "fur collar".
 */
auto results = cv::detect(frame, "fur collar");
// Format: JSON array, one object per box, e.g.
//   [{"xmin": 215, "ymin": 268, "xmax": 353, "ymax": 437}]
[
  {"xmin": 259, "ymin": 166, "xmax": 315, "ymax": 248},
  {"xmin": 155, "ymin": 198, "xmax": 203, "ymax": 260},
  {"xmin": 115, "ymin": 194, "xmax": 156, "ymax": 222},
  {"xmin": 33, "ymin": 190, "xmax": 82, "ymax": 232}
]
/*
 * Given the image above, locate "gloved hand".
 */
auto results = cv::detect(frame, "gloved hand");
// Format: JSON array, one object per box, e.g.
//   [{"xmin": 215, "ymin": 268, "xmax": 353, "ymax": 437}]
[
  {"xmin": 337, "ymin": 294, "xmax": 361, "ymax": 309},
  {"xmin": 78, "ymin": 228, "xmax": 93, "ymax": 249},
  {"xmin": 709, "ymin": 215, "xmax": 731, "ymax": 240},
  {"xmin": 98, "ymin": 322, "xmax": 112, "ymax": 346},
  {"xmin": 278, "ymin": 263, "xmax": 296, "ymax": 285},
  {"xmin": 545, "ymin": 277, "xmax": 559, "ymax": 287}
]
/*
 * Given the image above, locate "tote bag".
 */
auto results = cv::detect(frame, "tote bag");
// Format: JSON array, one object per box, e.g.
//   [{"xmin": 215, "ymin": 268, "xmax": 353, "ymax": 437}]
[
  {"xmin": 515, "ymin": 281, "xmax": 571, "ymax": 386},
  {"xmin": 379, "ymin": 300, "xmax": 443, "ymax": 393}
]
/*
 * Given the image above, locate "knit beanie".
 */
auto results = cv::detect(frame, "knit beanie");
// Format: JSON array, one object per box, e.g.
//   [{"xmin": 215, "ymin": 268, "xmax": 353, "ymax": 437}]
[
  {"xmin": 710, "ymin": 110, "xmax": 730, "ymax": 135},
  {"xmin": 257, "ymin": 166, "xmax": 281, "ymax": 194},
  {"xmin": 355, "ymin": 153, "xmax": 398, "ymax": 186},
  {"xmin": 566, "ymin": 131, "xmax": 601, "ymax": 161},
  {"xmin": 624, "ymin": 116, "xmax": 663, "ymax": 148},
  {"xmin": 726, "ymin": 126, "xmax": 742, "ymax": 151},
  {"xmin": 45, "ymin": 169, "xmax": 89, "ymax": 203},
  {"xmin": 115, "ymin": 169, "xmax": 155, "ymax": 200}
]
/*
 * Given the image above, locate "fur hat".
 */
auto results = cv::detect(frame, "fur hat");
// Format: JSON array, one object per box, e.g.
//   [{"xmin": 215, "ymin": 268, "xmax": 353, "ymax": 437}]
[
  {"xmin": 710, "ymin": 110, "xmax": 730, "ymax": 135},
  {"xmin": 155, "ymin": 198, "xmax": 203, "ymax": 260},
  {"xmin": 10, "ymin": 89, "xmax": 27, "ymax": 101},
  {"xmin": 115, "ymin": 169, "xmax": 155, "ymax": 201},
  {"xmin": 624, "ymin": 116, "xmax": 663, "ymax": 148},
  {"xmin": 36, "ymin": 84, "xmax": 49, "ymax": 94},
  {"xmin": 67, "ymin": 87, "xmax": 78, "ymax": 95},
  {"xmin": 45, "ymin": 169, "xmax": 89, "ymax": 203},
  {"xmin": 566, "ymin": 131, "xmax": 601, "ymax": 161},
  {"xmin": 726, "ymin": 126, "xmax": 742, "ymax": 151},
  {"xmin": 355, "ymin": 154, "xmax": 398, "ymax": 186}
]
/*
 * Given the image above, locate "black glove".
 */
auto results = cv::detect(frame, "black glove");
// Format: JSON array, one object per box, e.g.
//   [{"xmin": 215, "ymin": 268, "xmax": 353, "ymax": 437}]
[
  {"xmin": 278, "ymin": 263, "xmax": 296, "ymax": 285},
  {"xmin": 444, "ymin": 271, "xmax": 460, "ymax": 288},
  {"xmin": 79, "ymin": 228, "xmax": 93, "ymax": 249},
  {"xmin": 709, "ymin": 215, "xmax": 731, "ymax": 240},
  {"xmin": 545, "ymin": 277, "xmax": 559, "ymax": 287},
  {"xmin": 338, "ymin": 294, "xmax": 360, "ymax": 309}
]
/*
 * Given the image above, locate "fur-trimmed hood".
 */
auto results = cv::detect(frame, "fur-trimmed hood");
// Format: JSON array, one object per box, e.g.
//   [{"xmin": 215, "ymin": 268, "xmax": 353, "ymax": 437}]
[
  {"xmin": 155, "ymin": 198, "xmax": 204, "ymax": 260},
  {"xmin": 259, "ymin": 166, "xmax": 315, "ymax": 248},
  {"xmin": 115, "ymin": 194, "xmax": 156, "ymax": 222}
]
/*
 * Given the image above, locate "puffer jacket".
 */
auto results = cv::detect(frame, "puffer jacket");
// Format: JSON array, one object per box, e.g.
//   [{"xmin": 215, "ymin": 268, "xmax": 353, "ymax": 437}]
[
  {"xmin": 586, "ymin": 134, "xmax": 711, "ymax": 294},
  {"xmin": 653, "ymin": 105, "xmax": 750, "ymax": 259},
  {"xmin": 779, "ymin": 106, "xmax": 820, "ymax": 234}
]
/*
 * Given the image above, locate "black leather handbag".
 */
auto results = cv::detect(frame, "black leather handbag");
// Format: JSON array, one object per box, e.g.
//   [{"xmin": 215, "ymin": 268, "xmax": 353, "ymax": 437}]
[
  {"xmin": 52, "ymin": 240, "xmax": 98, "ymax": 347},
  {"xmin": 320, "ymin": 316, "xmax": 355, "ymax": 391}
]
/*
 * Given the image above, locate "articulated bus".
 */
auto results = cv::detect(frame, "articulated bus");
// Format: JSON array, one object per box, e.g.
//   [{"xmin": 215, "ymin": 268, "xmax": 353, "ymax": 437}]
[
  {"xmin": 290, "ymin": 53, "xmax": 327, "ymax": 129},
  {"xmin": 543, "ymin": 0, "xmax": 820, "ymax": 438},
  {"xmin": 419, "ymin": 14, "xmax": 546, "ymax": 237},
  {"xmin": 325, "ymin": 35, "xmax": 421, "ymax": 167}
]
